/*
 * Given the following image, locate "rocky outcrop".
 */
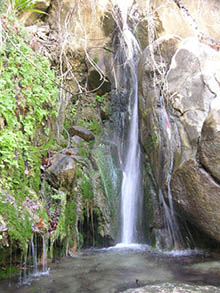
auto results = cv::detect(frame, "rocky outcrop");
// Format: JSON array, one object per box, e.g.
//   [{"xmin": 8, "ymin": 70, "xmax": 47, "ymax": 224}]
[
  {"xmin": 139, "ymin": 36, "xmax": 220, "ymax": 244},
  {"xmin": 69, "ymin": 126, "xmax": 95, "ymax": 142}
]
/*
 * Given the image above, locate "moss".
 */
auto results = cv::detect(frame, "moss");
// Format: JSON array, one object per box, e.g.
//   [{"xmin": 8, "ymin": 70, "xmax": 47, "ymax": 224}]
[
  {"xmin": 80, "ymin": 173, "xmax": 93, "ymax": 200},
  {"xmin": 94, "ymin": 207, "xmax": 105, "ymax": 237},
  {"xmin": 0, "ymin": 202, "xmax": 32, "ymax": 251},
  {"xmin": 78, "ymin": 232, "xmax": 84, "ymax": 248},
  {"xmin": 0, "ymin": 265, "xmax": 19, "ymax": 279},
  {"xmin": 65, "ymin": 198, "xmax": 76, "ymax": 236}
]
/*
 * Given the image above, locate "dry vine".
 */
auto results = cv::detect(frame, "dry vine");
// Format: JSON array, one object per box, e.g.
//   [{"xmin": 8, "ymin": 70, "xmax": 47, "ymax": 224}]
[{"xmin": 172, "ymin": 0, "xmax": 220, "ymax": 51}]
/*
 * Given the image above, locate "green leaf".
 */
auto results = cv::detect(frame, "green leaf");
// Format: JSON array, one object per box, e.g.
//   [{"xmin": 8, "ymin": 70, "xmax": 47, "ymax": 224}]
[{"xmin": 24, "ymin": 8, "xmax": 47, "ymax": 14}]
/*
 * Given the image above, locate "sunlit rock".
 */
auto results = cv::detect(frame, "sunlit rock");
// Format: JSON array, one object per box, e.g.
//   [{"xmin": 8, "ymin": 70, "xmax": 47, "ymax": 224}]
[{"xmin": 199, "ymin": 104, "xmax": 220, "ymax": 182}]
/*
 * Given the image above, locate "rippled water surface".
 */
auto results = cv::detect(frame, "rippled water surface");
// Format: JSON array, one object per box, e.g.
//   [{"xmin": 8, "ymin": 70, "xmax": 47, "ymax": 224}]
[{"xmin": 1, "ymin": 245, "xmax": 220, "ymax": 293}]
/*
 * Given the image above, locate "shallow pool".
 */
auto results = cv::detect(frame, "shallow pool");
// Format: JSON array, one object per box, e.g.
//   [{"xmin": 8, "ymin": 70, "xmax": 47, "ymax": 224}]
[{"xmin": 0, "ymin": 244, "xmax": 220, "ymax": 293}]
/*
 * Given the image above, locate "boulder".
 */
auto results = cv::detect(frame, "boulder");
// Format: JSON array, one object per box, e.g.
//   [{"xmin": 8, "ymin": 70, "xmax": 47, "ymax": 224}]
[
  {"xmin": 171, "ymin": 160, "xmax": 220, "ymax": 242},
  {"xmin": 166, "ymin": 38, "xmax": 218, "ymax": 163},
  {"xmin": 167, "ymin": 39, "xmax": 220, "ymax": 241},
  {"xmin": 69, "ymin": 126, "xmax": 95, "ymax": 142},
  {"xmin": 45, "ymin": 154, "xmax": 76, "ymax": 190}
]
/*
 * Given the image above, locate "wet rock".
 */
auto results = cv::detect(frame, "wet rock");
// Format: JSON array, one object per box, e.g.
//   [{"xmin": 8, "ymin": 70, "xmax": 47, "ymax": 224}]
[
  {"xmin": 171, "ymin": 160, "xmax": 220, "ymax": 242},
  {"xmin": 138, "ymin": 36, "xmax": 181, "ymax": 237},
  {"xmin": 121, "ymin": 282, "xmax": 220, "ymax": 293},
  {"xmin": 71, "ymin": 135, "xmax": 84, "ymax": 145},
  {"xmin": 139, "ymin": 35, "xmax": 181, "ymax": 187},
  {"xmin": 45, "ymin": 153, "xmax": 76, "ymax": 190},
  {"xmin": 61, "ymin": 148, "xmax": 80, "ymax": 156},
  {"xmin": 69, "ymin": 126, "xmax": 95, "ymax": 142}
]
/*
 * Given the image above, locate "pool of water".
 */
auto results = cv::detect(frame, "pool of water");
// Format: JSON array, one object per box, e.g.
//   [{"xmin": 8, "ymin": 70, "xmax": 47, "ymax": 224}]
[{"xmin": 1, "ymin": 245, "xmax": 220, "ymax": 293}]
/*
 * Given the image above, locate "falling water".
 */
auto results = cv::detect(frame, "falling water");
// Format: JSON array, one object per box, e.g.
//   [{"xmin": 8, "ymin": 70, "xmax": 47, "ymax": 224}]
[
  {"xmin": 121, "ymin": 77, "xmax": 142, "ymax": 244},
  {"xmin": 113, "ymin": 3, "xmax": 142, "ymax": 244},
  {"xmin": 17, "ymin": 235, "xmax": 49, "ymax": 287},
  {"xmin": 158, "ymin": 93, "xmax": 193, "ymax": 249},
  {"xmin": 42, "ymin": 235, "xmax": 48, "ymax": 274},
  {"xmin": 158, "ymin": 93, "xmax": 182, "ymax": 248},
  {"xmin": 31, "ymin": 236, "xmax": 38, "ymax": 276}
]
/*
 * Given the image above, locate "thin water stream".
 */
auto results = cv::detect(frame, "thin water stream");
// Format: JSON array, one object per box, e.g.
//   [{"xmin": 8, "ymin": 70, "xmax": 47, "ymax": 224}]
[
  {"xmin": 1, "ymin": 247, "xmax": 220, "ymax": 293},
  {"xmin": 113, "ymin": 1, "xmax": 143, "ymax": 245}
]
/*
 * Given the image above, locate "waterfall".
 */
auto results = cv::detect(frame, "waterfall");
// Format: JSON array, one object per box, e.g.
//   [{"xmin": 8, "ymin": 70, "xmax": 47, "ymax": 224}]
[
  {"xmin": 31, "ymin": 235, "xmax": 38, "ymax": 276},
  {"xmin": 113, "ymin": 3, "xmax": 142, "ymax": 244},
  {"xmin": 159, "ymin": 94, "xmax": 182, "ymax": 248},
  {"xmin": 158, "ymin": 93, "xmax": 192, "ymax": 249},
  {"xmin": 121, "ymin": 75, "xmax": 142, "ymax": 244}
]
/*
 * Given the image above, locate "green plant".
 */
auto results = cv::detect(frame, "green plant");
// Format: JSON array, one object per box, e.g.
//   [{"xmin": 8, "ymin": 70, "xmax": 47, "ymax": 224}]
[
  {"xmin": 9, "ymin": 0, "xmax": 46, "ymax": 14},
  {"xmin": 0, "ymin": 265, "xmax": 19, "ymax": 279},
  {"xmin": 80, "ymin": 173, "xmax": 93, "ymax": 200},
  {"xmin": 93, "ymin": 56, "xmax": 98, "ymax": 64},
  {"xmin": 95, "ymin": 95, "xmax": 104, "ymax": 103},
  {"xmin": 0, "ymin": 22, "xmax": 58, "ymax": 181},
  {"xmin": 0, "ymin": 15, "xmax": 59, "ymax": 249},
  {"xmin": 89, "ymin": 121, "xmax": 101, "ymax": 135},
  {"xmin": 51, "ymin": 193, "xmax": 65, "ymax": 201},
  {"xmin": 95, "ymin": 93, "xmax": 108, "ymax": 104},
  {"xmin": 0, "ymin": 202, "xmax": 32, "ymax": 250}
]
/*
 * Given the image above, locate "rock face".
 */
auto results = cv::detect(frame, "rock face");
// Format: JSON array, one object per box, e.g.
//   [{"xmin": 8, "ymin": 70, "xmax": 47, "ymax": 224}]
[{"xmin": 139, "ymin": 36, "xmax": 220, "ymax": 244}]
